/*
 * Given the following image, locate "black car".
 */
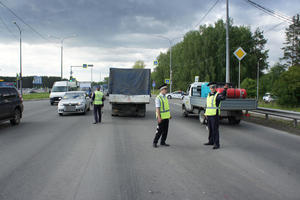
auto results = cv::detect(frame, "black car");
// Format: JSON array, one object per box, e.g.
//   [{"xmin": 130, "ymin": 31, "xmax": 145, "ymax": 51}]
[{"xmin": 0, "ymin": 87, "xmax": 24, "ymax": 125}]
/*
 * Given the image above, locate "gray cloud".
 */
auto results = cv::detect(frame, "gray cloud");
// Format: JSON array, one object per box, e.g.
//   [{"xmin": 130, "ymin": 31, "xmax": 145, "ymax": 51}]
[{"xmin": 0, "ymin": 0, "xmax": 299, "ymax": 80}]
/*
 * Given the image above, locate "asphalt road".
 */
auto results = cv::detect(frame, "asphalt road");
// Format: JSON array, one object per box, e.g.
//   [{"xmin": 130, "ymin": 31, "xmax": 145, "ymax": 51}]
[{"xmin": 0, "ymin": 99, "xmax": 300, "ymax": 200}]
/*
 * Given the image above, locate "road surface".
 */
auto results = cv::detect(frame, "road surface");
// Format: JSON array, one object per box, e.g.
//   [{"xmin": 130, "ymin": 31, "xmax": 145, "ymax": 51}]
[{"xmin": 0, "ymin": 99, "xmax": 299, "ymax": 200}]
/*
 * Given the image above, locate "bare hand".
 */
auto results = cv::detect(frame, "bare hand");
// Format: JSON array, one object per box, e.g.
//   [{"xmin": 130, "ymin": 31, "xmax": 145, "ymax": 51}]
[
  {"xmin": 224, "ymin": 84, "xmax": 228, "ymax": 89},
  {"xmin": 158, "ymin": 118, "xmax": 162, "ymax": 124}
]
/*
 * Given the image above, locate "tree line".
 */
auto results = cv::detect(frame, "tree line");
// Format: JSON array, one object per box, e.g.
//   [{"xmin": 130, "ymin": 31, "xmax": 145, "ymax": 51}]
[
  {"xmin": 151, "ymin": 15, "xmax": 300, "ymax": 106},
  {"xmin": 0, "ymin": 76, "xmax": 66, "ymax": 88}
]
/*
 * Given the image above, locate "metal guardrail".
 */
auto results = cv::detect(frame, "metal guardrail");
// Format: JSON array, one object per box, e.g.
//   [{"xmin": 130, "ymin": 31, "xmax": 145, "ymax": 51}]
[{"xmin": 248, "ymin": 107, "xmax": 300, "ymax": 127}]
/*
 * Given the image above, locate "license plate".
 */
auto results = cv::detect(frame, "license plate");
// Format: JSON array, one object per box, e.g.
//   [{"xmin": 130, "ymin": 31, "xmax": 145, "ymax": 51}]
[{"xmin": 65, "ymin": 106, "xmax": 76, "ymax": 112}]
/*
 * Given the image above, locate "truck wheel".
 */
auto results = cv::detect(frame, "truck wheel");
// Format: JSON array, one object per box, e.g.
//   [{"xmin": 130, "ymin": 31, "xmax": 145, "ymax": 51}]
[
  {"xmin": 199, "ymin": 110, "xmax": 206, "ymax": 124},
  {"xmin": 10, "ymin": 109, "xmax": 21, "ymax": 125},
  {"xmin": 59, "ymin": 113, "xmax": 63, "ymax": 116},
  {"xmin": 167, "ymin": 95, "xmax": 172, "ymax": 99},
  {"xmin": 182, "ymin": 106, "xmax": 188, "ymax": 117}
]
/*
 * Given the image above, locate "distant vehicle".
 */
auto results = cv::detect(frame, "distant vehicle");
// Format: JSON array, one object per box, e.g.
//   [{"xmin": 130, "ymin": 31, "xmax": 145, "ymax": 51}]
[
  {"xmin": 0, "ymin": 86, "xmax": 24, "ymax": 125},
  {"xmin": 263, "ymin": 93, "xmax": 276, "ymax": 103},
  {"xmin": 49, "ymin": 81, "xmax": 78, "ymax": 105},
  {"xmin": 109, "ymin": 68, "xmax": 151, "ymax": 117},
  {"xmin": 57, "ymin": 91, "xmax": 91, "ymax": 116},
  {"xmin": 166, "ymin": 91, "xmax": 185, "ymax": 99},
  {"xmin": 79, "ymin": 82, "xmax": 92, "ymax": 97}
]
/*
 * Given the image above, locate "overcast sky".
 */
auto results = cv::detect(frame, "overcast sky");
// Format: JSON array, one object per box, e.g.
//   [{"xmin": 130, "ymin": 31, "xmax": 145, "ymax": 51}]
[{"xmin": 0, "ymin": 0, "xmax": 299, "ymax": 82}]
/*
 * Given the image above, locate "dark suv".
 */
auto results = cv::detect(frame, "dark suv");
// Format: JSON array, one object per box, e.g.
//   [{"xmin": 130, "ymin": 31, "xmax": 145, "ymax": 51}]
[{"xmin": 0, "ymin": 87, "xmax": 24, "ymax": 125}]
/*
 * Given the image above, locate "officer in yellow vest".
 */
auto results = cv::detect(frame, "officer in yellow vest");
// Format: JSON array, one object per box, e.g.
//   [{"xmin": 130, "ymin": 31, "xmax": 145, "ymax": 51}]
[
  {"xmin": 92, "ymin": 86, "xmax": 105, "ymax": 124},
  {"xmin": 153, "ymin": 84, "xmax": 171, "ymax": 148},
  {"xmin": 204, "ymin": 83, "xmax": 228, "ymax": 149}
]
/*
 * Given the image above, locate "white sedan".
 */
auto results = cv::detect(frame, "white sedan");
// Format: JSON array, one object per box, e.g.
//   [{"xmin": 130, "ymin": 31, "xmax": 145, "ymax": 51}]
[
  {"xmin": 58, "ymin": 91, "xmax": 91, "ymax": 116},
  {"xmin": 166, "ymin": 91, "xmax": 185, "ymax": 99}
]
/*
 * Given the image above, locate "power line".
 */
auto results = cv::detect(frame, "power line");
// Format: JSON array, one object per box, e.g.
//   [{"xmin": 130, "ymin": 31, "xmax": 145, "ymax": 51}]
[
  {"xmin": 0, "ymin": 0, "xmax": 50, "ymax": 41},
  {"xmin": 0, "ymin": 14, "xmax": 17, "ymax": 39},
  {"xmin": 244, "ymin": 0, "xmax": 293, "ymax": 24},
  {"xmin": 264, "ymin": 22, "xmax": 286, "ymax": 33},
  {"xmin": 194, "ymin": 0, "xmax": 220, "ymax": 29}
]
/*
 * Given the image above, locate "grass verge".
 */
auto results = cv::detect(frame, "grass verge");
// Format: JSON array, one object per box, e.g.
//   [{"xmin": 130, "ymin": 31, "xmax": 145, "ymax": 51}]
[
  {"xmin": 243, "ymin": 113, "xmax": 300, "ymax": 136},
  {"xmin": 23, "ymin": 92, "xmax": 49, "ymax": 101},
  {"xmin": 258, "ymin": 101, "xmax": 300, "ymax": 112}
]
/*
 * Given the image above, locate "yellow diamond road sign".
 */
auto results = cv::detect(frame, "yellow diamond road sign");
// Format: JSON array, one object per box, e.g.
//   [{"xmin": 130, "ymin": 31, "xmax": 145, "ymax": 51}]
[{"xmin": 234, "ymin": 47, "xmax": 246, "ymax": 61}]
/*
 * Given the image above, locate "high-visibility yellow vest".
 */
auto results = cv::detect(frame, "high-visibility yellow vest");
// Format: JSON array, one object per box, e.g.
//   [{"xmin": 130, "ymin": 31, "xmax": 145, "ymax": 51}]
[
  {"xmin": 157, "ymin": 95, "xmax": 170, "ymax": 119},
  {"xmin": 94, "ymin": 91, "xmax": 103, "ymax": 105},
  {"xmin": 205, "ymin": 92, "xmax": 220, "ymax": 116}
]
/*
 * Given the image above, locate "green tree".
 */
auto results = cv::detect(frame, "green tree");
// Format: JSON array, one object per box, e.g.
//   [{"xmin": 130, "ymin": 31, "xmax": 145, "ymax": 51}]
[
  {"xmin": 260, "ymin": 63, "xmax": 286, "ymax": 96},
  {"xmin": 132, "ymin": 60, "xmax": 146, "ymax": 69},
  {"xmin": 241, "ymin": 78, "xmax": 257, "ymax": 98},
  {"xmin": 273, "ymin": 65, "xmax": 300, "ymax": 106},
  {"xmin": 152, "ymin": 19, "xmax": 268, "ymax": 91},
  {"xmin": 281, "ymin": 14, "xmax": 300, "ymax": 66}
]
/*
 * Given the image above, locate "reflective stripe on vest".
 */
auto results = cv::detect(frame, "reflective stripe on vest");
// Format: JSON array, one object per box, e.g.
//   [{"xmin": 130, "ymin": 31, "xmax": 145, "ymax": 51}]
[
  {"xmin": 157, "ymin": 95, "xmax": 170, "ymax": 119},
  {"xmin": 94, "ymin": 91, "xmax": 103, "ymax": 105},
  {"xmin": 205, "ymin": 92, "xmax": 220, "ymax": 116}
]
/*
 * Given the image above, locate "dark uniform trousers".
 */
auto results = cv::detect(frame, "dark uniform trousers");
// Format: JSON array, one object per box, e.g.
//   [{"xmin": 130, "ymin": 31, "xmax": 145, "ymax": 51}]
[
  {"xmin": 207, "ymin": 115, "xmax": 220, "ymax": 146},
  {"xmin": 94, "ymin": 105, "xmax": 102, "ymax": 123},
  {"xmin": 153, "ymin": 119, "xmax": 169, "ymax": 144}
]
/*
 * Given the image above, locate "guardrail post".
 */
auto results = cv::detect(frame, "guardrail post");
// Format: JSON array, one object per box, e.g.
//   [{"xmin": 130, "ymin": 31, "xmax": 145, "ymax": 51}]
[
  {"xmin": 265, "ymin": 113, "xmax": 268, "ymax": 120},
  {"xmin": 294, "ymin": 119, "xmax": 298, "ymax": 127}
]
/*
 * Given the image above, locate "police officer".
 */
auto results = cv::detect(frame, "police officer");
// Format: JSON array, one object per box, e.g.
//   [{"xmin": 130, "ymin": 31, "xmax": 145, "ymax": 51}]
[
  {"xmin": 204, "ymin": 83, "xmax": 228, "ymax": 149},
  {"xmin": 153, "ymin": 84, "xmax": 171, "ymax": 148},
  {"xmin": 92, "ymin": 86, "xmax": 105, "ymax": 124}
]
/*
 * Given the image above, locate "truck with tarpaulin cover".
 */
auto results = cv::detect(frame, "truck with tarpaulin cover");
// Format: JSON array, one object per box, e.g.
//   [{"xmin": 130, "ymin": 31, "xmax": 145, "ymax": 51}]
[{"xmin": 108, "ymin": 68, "xmax": 151, "ymax": 117}]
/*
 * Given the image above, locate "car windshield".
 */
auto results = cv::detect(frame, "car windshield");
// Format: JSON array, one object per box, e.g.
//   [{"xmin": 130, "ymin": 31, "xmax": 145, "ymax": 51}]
[
  {"xmin": 63, "ymin": 93, "xmax": 85, "ymax": 99},
  {"xmin": 52, "ymin": 86, "xmax": 67, "ymax": 92}
]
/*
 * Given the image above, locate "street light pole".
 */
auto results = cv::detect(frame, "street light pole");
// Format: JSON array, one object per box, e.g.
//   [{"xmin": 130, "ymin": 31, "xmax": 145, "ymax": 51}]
[
  {"xmin": 61, "ymin": 40, "xmax": 63, "ymax": 80},
  {"xmin": 49, "ymin": 35, "xmax": 76, "ymax": 80},
  {"xmin": 14, "ymin": 22, "xmax": 22, "ymax": 96},
  {"xmin": 169, "ymin": 41, "xmax": 172, "ymax": 93},
  {"xmin": 155, "ymin": 36, "xmax": 182, "ymax": 93}
]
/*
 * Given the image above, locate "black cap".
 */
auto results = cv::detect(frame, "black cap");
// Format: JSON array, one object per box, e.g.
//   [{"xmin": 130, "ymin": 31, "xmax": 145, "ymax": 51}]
[{"xmin": 159, "ymin": 83, "xmax": 168, "ymax": 90}]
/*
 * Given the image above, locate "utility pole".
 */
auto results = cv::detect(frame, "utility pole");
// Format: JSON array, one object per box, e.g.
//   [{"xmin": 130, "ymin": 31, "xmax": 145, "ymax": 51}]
[
  {"xmin": 257, "ymin": 58, "xmax": 263, "ymax": 100},
  {"xmin": 226, "ymin": 0, "xmax": 230, "ymax": 83}
]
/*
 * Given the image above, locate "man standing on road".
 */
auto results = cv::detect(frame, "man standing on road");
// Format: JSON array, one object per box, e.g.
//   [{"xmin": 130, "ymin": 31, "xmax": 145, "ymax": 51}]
[
  {"xmin": 204, "ymin": 83, "xmax": 228, "ymax": 149},
  {"xmin": 92, "ymin": 86, "xmax": 105, "ymax": 124},
  {"xmin": 153, "ymin": 84, "xmax": 171, "ymax": 148}
]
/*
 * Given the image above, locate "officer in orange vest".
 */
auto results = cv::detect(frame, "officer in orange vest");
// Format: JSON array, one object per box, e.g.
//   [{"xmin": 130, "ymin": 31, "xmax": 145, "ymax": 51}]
[
  {"xmin": 153, "ymin": 84, "xmax": 171, "ymax": 148},
  {"xmin": 204, "ymin": 83, "xmax": 228, "ymax": 149}
]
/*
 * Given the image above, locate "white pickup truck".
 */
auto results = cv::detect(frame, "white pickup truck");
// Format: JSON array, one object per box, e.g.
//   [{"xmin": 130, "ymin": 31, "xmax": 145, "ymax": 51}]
[{"xmin": 182, "ymin": 82, "xmax": 257, "ymax": 125}]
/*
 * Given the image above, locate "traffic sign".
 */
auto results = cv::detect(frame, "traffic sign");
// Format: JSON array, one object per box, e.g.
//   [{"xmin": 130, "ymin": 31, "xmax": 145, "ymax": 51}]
[
  {"xmin": 165, "ymin": 79, "xmax": 170, "ymax": 84},
  {"xmin": 152, "ymin": 81, "xmax": 156, "ymax": 87},
  {"xmin": 234, "ymin": 47, "xmax": 247, "ymax": 61},
  {"xmin": 153, "ymin": 60, "xmax": 158, "ymax": 65},
  {"xmin": 195, "ymin": 76, "xmax": 199, "ymax": 82},
  {"xmin": 83, "ymin": 64, "xmax": 87, "ymax": 68}
]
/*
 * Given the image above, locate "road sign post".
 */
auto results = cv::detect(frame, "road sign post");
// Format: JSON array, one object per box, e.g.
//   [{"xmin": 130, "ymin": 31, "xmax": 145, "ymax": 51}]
[
  {"xmin": 152, "ymin": 81, "xmax": 156, "ymax": 94},
  {"xmin": 165, "ymin": 79, "xmax": 170, "ymax": 85},
  {"xmin": 233, "ymin": 47, "xmax": 247, "ymax": 88}
]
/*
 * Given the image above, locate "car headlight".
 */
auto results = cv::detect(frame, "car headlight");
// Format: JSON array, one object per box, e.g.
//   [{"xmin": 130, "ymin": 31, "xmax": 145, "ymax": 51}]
[{"xmin": 77, "ymin": 102, "xmax": 84, "ymax": 106}]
